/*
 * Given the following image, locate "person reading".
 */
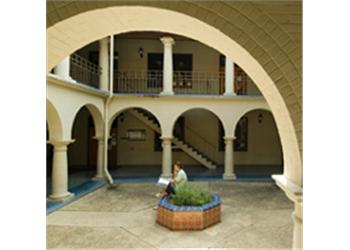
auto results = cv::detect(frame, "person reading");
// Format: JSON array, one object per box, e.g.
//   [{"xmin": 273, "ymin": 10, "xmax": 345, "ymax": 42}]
[{"xmin": 156, "ymin": 161, "xmax": 188, "ymax": 198}]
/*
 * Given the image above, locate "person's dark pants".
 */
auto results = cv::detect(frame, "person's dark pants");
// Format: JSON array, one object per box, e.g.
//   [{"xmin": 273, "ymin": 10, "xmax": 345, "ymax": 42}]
[{"xmin": 165, "ymin": 183, "xmax": 175, "ymax": 196}]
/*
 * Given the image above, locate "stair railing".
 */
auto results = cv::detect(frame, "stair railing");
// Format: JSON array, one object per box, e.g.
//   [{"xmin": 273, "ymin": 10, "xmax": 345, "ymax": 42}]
[
  {"xmin": 181, "ymin": 125, "xmax": 221, "ymax": 164},
  {"xmin": 70, "ymin": 53, "xmax": 101, "ymax": 88}
]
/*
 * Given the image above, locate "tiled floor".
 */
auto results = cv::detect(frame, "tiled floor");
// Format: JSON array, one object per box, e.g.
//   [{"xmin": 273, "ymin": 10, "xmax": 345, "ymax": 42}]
[{"xmin": 47, "ymin": 181, "xmax": 293, "ymax": 249}]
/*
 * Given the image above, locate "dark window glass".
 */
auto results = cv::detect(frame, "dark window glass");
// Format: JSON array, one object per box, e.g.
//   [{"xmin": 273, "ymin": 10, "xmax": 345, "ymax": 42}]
[
  {"xmin": 147, "ymin": 53, "xmax": 193, "ymax": 88},
  {"xmin": 234, "ymin": 117, "xmax": 248, "ymax": 151}
]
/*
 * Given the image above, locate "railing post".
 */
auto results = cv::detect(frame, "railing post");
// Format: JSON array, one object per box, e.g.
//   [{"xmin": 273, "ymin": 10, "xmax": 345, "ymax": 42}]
[
  {"xmin": 160, "ymin": 37, "xmax": 175, "ymax": 95},
  {"xmin": 224, "ymin": 56, "xmax": 236, "ymax": 96}
]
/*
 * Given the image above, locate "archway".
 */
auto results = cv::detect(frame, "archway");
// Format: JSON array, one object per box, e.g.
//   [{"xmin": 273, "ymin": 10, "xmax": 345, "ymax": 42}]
[
  {"xmin": 47, "ymin": 6, "xmax": 301, "ymax": 187},
  {"xmin": 171, "ymin": 108, "xmax": 225, "ymax": 178},
  {"xmin": 46, "ymin": 122, "xmax": 53, "ymax": 196},
  {"xmin": 68, "ymin": 106, "xmax": 98, "ymax": 189},
  {"xmin": 233, "ymin": 109, "xmax": 283, "ymax": 179},
  {"xmin": 108, "ymin": 107, "xmax": 163, "ymax": 179}
]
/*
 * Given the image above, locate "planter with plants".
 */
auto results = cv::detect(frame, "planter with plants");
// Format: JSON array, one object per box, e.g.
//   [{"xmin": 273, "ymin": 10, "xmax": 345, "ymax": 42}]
[{"xmin": 156, "ymin": 184, "xmax": 221, "ymax": 230}]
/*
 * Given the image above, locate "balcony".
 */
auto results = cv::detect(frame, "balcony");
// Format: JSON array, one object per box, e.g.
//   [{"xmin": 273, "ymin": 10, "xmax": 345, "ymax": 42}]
[
  {"xmin": 51, "ymin": 53, "xmax": 260, "ymax": 97},
  {"xmin": 114, "ymin": 70, "xmax": 225, "ymax": 95}
]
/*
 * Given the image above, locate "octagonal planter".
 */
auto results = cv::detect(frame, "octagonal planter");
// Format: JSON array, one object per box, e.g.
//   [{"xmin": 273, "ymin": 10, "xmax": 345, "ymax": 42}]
[{"xmin": 156, "ymin": 194, "xmax": 221, "ymax": 230}]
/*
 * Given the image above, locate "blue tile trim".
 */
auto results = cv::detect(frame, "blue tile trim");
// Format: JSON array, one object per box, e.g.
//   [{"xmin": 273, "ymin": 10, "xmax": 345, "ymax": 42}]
[
  {"xmin": 158, "ymin": 194, "xmax": 221, "ymax": 212},
  {"xmin": 46, "ymin": 180, "xmax": 105, "ymax": 214}
]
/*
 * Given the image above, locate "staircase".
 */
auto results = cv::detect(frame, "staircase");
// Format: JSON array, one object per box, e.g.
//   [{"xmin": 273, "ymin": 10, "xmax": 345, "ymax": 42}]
[{"xmin": 127, "ymin": 108, "xmax": 218, "ymax": 170}]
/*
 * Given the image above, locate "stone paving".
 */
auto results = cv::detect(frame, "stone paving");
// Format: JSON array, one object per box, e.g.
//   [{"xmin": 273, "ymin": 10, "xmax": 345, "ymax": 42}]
[{"xmin": 47, "ymin": 181, "xmax": 293, "ymax": 249}]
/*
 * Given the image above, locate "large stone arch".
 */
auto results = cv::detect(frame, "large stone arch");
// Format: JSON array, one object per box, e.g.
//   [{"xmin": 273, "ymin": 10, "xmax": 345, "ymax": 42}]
[
  {"xmin": 47, "ymin": 4, "xmax": 302, "ymax": 186},
  {"xmin": 46, "ymin": 99, "xmax": 63, "ymax": 141}
]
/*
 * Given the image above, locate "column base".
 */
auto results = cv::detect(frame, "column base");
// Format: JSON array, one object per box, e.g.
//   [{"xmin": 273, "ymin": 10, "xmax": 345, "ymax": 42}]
[
  {"xmin": 160, "ymin": 91, "xmax": 174, "ymax": 96},
  {"xmin": 92, "ymin": 175, "xmax": 105, "ymax": 181},
  {"xmin": 223, "ymin": 92, "xmax": 237, "ymax": 97},
  {"xmin": 47, "ymin": 192, "xmax": 74, "ymax": 202},
  {"xmin": 223, "ymin": 173, "xmax": 236, "ymax": 180}
]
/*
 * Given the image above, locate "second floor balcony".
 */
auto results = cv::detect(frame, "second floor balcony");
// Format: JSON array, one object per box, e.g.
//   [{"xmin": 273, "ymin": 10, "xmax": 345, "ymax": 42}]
[{"xmin": 52, "ymin": 33, "xmax": 262, "ymax": 97}]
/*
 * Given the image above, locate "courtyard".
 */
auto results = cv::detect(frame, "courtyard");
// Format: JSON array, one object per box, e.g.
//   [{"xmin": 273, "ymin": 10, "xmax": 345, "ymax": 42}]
[{"xmin": 47, "ymin": 181, "xmax": 293, "ymax": 249}]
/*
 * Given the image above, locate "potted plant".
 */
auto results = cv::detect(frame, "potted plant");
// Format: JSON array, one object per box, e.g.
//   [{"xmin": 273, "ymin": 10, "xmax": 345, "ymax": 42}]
[{"xmin": 156, "ymin": 183, "xmax": 221, "ymax": 230}]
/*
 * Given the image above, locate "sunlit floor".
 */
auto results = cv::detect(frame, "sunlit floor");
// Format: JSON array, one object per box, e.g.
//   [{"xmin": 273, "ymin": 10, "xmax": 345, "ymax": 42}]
[{"xmin": 47, "ymin": 181, "xmax": 293, "ymax": 249}]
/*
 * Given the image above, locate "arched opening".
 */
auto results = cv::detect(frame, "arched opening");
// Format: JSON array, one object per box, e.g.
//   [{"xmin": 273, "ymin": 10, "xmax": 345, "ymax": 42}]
[
  {"xmin": 68, "ymin": 106, "xmax": 98, "ymax": 189},
  {"xmin": 172, "ymin": 108, "xmax": 225, "ymax": 178},
  {"xmin": 47, "ymin": 6, "xmax": 301, "ymax": 186},
  {"xmin": 46, "ymin": 122, "xmax": 53, "ymax": 196},
  {"xmin": 108, "ymin": 107, "xmax": 163, "ymax": 178},
  {"xmin": 233, "ymin": 109, "xmax": 283, "ymax": 179}
]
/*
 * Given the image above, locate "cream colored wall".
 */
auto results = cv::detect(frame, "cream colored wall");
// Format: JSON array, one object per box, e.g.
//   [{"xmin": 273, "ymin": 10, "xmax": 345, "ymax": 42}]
[{"xmin": 235, "ymin": 110, "xmax": 282, "ymax": 165}]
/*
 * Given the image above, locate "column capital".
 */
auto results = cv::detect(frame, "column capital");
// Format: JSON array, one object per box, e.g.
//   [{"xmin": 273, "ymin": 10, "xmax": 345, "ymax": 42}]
[
  {"xmin": 47, "ymin": 139, "xmax": 75, "ymax": 147},
  {"xmin": 160, "ymin": 36, "xmax": 175, "ymax": 46},
  {"xmin": 93, "ymin": 135, "xmax": 111, "ymax": 141},
  {"xmin": 223, "ymin": 136, "xmax": 236, "ymax": 141},
  {"xmin": 160, "ymin": 136, "xmax": 173, "ymax": 142}
]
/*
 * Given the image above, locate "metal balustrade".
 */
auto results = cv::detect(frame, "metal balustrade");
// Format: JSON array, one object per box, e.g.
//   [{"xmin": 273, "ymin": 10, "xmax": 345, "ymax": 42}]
[
  {"xmin": 114, "ymin": 70, "xmax": 225, "ymax": 95},
  {"xmin": 173, "ymin": 71, "xmax": 224, "ymax": 95},
  {"xmin": 114, "ymin": 70, "xmax": 163, "ymax": 94},
  {"xmin": 183, "ymin": 125, "xmax": 222, "ymax": 164},
  {"xmin": 70, "ymin": 53, "xmax": 101, "ymax": 88}
]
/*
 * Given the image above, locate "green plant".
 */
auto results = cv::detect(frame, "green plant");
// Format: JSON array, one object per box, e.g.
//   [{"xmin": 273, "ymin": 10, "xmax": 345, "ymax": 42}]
[{"xmin": 170, "ymin": 183, "xmax": 212, "ymax": 206}]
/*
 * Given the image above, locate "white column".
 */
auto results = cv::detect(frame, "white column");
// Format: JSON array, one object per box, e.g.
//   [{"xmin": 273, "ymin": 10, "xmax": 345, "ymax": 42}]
[
  {"xmin": 224, "ymin": 56, "xmax": 236, "ymax": 96},
  {"xmin": 54, "ymin": 56, "xmax": 72, "ymax": 81},
  {"xmin": 223, "ymin": 136, "xmax": 236, "ymax": 180},
  {"xmin": 161, "ymin": 137, "xmax": 173, "ymax": 178},
  {"xmin": 99, "ymin": 37, "xmax": 109, "ymax": 90},
  {"xmin": 292, "ymin": 199, "xmax": 303, "ymax": 249},
  {"xmin": 160, "ymin": 37, "xmax": 175, "ymax": 95},
  {"xmin": 48, "ymin": 140, "xmax": 74, "ymax": 201},
  {"xmin": 93, "ymin": 137, "xmax": 104, "ymax": 180}
]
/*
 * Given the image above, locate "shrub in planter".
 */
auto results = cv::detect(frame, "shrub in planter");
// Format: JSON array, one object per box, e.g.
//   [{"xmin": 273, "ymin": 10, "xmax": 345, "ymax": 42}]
[
  {"xmin": 171, "ymin": 183, "xmax": 212, "ymax": 206},
  {"xmin": 157, "ymin": 183, "xmax": 221, "ymax": 230}
]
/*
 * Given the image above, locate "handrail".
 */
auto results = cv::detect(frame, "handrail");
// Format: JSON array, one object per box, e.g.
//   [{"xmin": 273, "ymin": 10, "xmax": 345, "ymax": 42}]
[
  {"xmin": 70, "ymin": 53, "xmax": 101, "ymax": 74},
  {"xmin": 70, "ymin": 53, "xmax": 101, "ymax": 88},
  {"xmin": 114, "ymin": 70, "xmax": 224, "ymax": 95},
  {"xmin": 182, "ymin": 125, "xmax": 221, "ymax": 163}
]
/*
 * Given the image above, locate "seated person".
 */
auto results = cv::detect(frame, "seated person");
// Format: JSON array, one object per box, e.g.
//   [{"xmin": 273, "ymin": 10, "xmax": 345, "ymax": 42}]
[{"xmin": 156, "ymin": 161, "xmax": 188, "ymax": 198}]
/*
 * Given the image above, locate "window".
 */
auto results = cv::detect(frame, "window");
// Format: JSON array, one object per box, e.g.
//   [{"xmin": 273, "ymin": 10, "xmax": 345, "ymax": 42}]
[
  {"xmin": 234, "ymin": 117, "xmax": 248, "ymax": 151},
  {"xmin": 173, "ymin": 54, "xmax": 193, "ymax": 88},
  {"xmin": 147, "ymin": 53, "xmax": 163, "ymax": 88},
  {"xmin": 147, "ymin": 53, "xmax": 193, "ymax": 88}
]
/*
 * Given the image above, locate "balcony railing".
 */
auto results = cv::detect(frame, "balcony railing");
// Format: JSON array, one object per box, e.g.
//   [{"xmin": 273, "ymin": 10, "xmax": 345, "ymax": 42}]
[
  {"xmin": 70, "ymin": 53, "xmax": 101, "ymax": 88},
  {"xmin": 114, "ymin": 70, "xmax": 163, "ymax": 94},
  {"xmin": 114, "ymin": 70, "xmax": 224, "ymax": 95}
]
